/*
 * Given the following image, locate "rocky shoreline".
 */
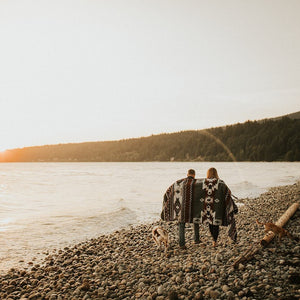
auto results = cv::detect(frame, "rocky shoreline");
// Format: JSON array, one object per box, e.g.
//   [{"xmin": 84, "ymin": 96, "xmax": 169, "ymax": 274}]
[{"xmin": 1, "ymin": 182, "xmax": 299, "ymax": 300}]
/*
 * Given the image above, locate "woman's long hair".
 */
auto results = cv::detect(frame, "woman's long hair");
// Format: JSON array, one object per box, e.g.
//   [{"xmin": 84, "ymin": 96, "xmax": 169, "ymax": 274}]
[{"xmin": 207, "ymin": 167, "xmax": 219, "ymax": 179}]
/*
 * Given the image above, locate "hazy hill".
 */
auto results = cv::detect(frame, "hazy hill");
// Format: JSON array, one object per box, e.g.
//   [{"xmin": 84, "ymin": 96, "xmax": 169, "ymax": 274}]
[
  {"xmin": 279, "ymin": 111, "xmax": 300, "ymax": 120},
  {"xmin": 258, "ymin": 111, "xmax": 300, "ymax": 122},
  {"xmin": 1, "ymin": 113, "xmax": 299, "ymax": 162}
]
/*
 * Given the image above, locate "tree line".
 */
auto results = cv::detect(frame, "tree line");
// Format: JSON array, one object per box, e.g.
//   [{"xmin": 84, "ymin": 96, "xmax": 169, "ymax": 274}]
[{"xmin": 1, "ymin": 117, "xmax": 299, "ymax": 162}]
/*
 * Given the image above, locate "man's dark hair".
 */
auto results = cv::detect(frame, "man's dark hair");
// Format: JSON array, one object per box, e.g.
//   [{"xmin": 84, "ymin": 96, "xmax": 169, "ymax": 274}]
[{"xmin": 187, "ymin": 169, "xmax": 195, "ymax": 176}]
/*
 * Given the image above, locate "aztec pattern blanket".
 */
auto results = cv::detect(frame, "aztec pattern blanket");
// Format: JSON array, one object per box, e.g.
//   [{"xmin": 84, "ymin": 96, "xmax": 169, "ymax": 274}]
[
  {"xmin": 193, "ymin": 178, "xmax": 237, "ymax": 241},
  {"xmin": 161, "ymin": 178, "xmax": 238, "ymax": 241},
  {"xmin": 161, "ymin": 177, "xmax": 195, "ymax": 223}
]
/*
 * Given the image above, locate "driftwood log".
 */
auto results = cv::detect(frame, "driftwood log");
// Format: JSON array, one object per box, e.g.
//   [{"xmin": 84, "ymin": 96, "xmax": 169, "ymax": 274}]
[
  {"xmin": 233, "ymin": 202, "xmax": 299, "ymax": 268},
  {"xmin": 232, "ymin": 244, "xmax": 261, "ymax": 268},
  {"xmin": 260, "ymin": 202, "xmax": 299, "ymax": 246}
]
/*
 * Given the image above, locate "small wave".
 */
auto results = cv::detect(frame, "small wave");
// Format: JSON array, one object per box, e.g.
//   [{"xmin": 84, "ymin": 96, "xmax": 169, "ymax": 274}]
[
  {"xmin": 88, "ymin": 206, "xmax": 138, "ymax": 232},
  {"xmin": 233, "ymin": 180, "xmax": 258, "ymax": 188},
  {"xmin": 0, "ymin": 217, "xmax": 14, "ymax": 225},
  {"xmin": 231, "ymin": 180, "xmax": 262, "ymax": 199},
  {"xmin": 101, "ymin": 206, "xmax": 136, "ymax": 218},
  {"xmin": 46, "ymin": 206, "xmax": 137, "ymax": 229},
  {"xmin": 0, "ymin": 218, "xmax": 14, "ymax": 232},
  {"xmin": 84, "ymin": 207, "xmax": 132, "ymax": 220}
]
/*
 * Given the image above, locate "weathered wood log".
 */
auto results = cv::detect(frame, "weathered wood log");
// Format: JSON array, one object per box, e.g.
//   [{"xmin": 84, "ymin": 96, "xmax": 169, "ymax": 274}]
[
  {"xmin": 232, "ymin": 244, "xmax": 261, "ymax": 268},
  {"xmin": 233, "ymin": 202, "xmax": 299, "ymax": 268},
  {"xmin": 260, "ymin": 202, "xmax": 299, "ymax": 247}
]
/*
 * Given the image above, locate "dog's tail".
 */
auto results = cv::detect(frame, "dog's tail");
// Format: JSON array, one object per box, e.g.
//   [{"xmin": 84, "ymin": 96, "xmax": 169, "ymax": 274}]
[{"xmin": 256, "ymin": 219, "xmax": 264, "ymax": 226}]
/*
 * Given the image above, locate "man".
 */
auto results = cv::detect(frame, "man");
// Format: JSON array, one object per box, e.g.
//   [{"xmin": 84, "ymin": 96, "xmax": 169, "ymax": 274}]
[{"xmin": 161, "ymin": 169, "xmax": 200, "ymax": 249}]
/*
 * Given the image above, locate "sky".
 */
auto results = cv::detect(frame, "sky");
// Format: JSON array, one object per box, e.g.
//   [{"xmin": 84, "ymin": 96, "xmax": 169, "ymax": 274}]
[{"xmin": 0, "ymin": 0, "xmax": 299, "ymax": 151}]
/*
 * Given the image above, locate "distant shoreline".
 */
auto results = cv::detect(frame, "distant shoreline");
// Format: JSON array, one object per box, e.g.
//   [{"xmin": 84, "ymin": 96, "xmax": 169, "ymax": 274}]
[
  {"xmin": 1, "ymin": 160, "xmax": 300, "ymax": 163},
  {"xmin": 1, "ymin": 117, "xmax": 299, "ymax": 163},
  {"xmin": 1, "ymin": 181, "xmax": 299, "ymax": 299}
]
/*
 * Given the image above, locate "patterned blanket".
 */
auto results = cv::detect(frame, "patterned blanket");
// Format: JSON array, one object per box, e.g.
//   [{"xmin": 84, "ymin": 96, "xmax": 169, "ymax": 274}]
[
  {"xmin": 161, "ymin": 178, "xmax": 238, "ymax": 241},
  {"xmin": 161, "ymin": 177, "xmax": 195, "ymax": 223},
  {"xmin": 193, "ymin": 178, "xmax": 238, "ymax": 241}
]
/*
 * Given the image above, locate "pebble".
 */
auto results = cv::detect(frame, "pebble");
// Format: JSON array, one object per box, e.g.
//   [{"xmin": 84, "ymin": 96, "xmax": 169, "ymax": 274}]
[
  {"xmin": 209, "ymin": 290, "xmax": 220, "ymax": 299},
  {"xmin": 226, "ymin": 290, "xmax": 235, "ymax": 299},
  {"xmin": 0, "ymin": 182, "xmax": 299, "ymax": 300},
  {"xmin": 238, "ymin": 290, "xmax": 244, "ymax": 297},
  {"xmin": 222, "ymin": 284, "xmax": 230, "ymax": 292},
  {"xmin": 157, "ymin": 285, "xmax": 164, "ymax": 295}
]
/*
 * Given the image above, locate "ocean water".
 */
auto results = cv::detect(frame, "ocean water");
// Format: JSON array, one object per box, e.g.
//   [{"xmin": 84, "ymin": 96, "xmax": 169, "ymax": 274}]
[{"xmin": 0, "ymin": 162, "xmax": 299, "ymax": 273}]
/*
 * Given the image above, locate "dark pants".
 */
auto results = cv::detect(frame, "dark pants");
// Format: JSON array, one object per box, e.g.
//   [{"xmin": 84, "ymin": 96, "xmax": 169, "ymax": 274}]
[
  {"xmin": 178, "ymin": 222, "xmax": 200, "ymax": 246},
  {"xmin": 209, "ymin": 224, "xmax": 219, "ymax": 242}
]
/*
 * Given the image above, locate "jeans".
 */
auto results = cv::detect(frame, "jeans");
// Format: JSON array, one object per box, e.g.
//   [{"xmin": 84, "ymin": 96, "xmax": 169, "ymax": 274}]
[{"xmin": 178, "ymin": 222, "xmax": 200, "ymax": 246}]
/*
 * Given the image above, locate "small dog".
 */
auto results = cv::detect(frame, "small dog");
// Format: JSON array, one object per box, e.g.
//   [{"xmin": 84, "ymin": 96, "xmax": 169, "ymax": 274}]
[
  {"xmin": 256, "ymin": 220, "xmax": 293, "ymax": 242},
  {"xmin": 152, "ymin": 225, "xmax": 169, "ymax": 252}
]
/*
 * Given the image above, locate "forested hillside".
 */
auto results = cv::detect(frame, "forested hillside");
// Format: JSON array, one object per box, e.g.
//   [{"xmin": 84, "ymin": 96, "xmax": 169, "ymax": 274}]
[{"xmin": 1, "ymin": 117, "xmax": 299, "ymax": 162}]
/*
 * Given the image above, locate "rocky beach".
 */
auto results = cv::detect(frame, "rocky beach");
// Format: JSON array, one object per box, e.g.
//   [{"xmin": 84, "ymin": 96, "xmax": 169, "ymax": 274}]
[{"xmin": 0, "ymin": 182, "xmax": 299, "ymax": 300}]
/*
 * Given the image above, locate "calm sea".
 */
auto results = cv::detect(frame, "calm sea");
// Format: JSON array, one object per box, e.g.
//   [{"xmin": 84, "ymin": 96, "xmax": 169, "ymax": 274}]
[{"xmin": 0, "ymin": 162, "xmax": 299, "ymax": 272}]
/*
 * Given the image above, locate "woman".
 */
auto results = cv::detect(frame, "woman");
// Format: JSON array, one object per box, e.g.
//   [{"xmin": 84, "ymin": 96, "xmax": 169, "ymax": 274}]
[
  {"xmin": 205, "ymin": 167, "xmax": 238, "ymax": 247},
  {"xmin": 206, "ymin": 168, "xmax": 220, "ymax": 247}
]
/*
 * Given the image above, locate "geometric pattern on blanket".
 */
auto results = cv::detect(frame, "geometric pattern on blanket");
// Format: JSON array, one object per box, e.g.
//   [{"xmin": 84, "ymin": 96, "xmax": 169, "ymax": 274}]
[
  {"xmin": 161, "ymin": 177, "xmax": 195, "ymax": 223},
  {"xmin": 200, "ymin": 178, "xmax": 220, "ymax": 225},
  {"xmin": 194, "ymin": 178, "xmax": 238, "ymax": 241},
  {"xmin": 161, "ymin": 176, "xmax": 238, "ymax": 241}
]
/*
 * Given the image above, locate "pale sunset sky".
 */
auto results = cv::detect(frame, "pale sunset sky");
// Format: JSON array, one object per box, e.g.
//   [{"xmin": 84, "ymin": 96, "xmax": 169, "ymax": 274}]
[{"xmin": 0, "ymin": 0, "xmax": 299, "ymax": 151}]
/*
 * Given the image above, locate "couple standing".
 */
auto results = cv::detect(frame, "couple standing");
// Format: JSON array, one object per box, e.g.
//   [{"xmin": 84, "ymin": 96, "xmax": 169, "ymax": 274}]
[{"xmin": 161, "ymin": 168, "xmax": 238, "ymax": 249}]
